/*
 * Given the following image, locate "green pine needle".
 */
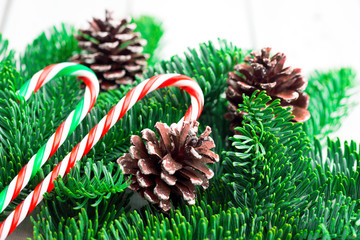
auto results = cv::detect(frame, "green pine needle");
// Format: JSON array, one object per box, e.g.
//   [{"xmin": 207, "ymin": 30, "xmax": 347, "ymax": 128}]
[
  {"xmin": 303, "ymin": 68, "xmax": 357, "ymax": 140},
  {"xmin": 0, "ymin": 34, "xmax": 16, "ymax": 70}
]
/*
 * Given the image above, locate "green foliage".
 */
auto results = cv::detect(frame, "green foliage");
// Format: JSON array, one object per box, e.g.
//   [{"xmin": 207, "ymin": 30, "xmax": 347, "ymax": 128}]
[
  {"xmin": 0, "ymin": 34, "xmax": 15, "ymax": 69},
  {"xmin": 36, "ymin": 159, "xmax": 132, "ymax": 238},
  {"xmin": 295, "ymin": 192, "xmax": 360, "ymax": 239},
  {"xmin": 32, "ymin": 196, "xmax": 130, "ymax": 240},
  {"xmin": 222, "ymin": 91, "xmax": 315, "ymax": 230},
  {"xmin": 33, "ymin": 200, "xmax": 252, "ymax": 240},
  {"xmin": 20, "ymin": 23, "xmax": 80, "ymax": 80},
  {"xmin": 104, "ymin": 202, "xmax": 249, "ymax": 240},
  {"xmin": 310, "ymin": 137, "xmax": 360, "ymax": 206},
  {"xmin": 303, "ymin": 68, "xmax": 357, "ymax": 140},
  {"xmin": 220, "ymin": 90, "xmax": 360, "ymax": 238},
  {"xmin": 133, "ymin": 15, "xmax": 164, "ymax": 66},
  {"xmin": 47, "ymin": 159, "xmax": 130, "ymax": 210}
]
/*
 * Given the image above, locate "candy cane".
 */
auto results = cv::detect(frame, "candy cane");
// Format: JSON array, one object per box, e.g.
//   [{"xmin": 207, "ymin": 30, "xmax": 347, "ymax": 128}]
[
  {"xmin": 0, "ymin": 63, "xmax": 99, "ymax": 215},
  {"xmin": 0, "ymin": 73, "xmax": 204, "ymax": 239}
]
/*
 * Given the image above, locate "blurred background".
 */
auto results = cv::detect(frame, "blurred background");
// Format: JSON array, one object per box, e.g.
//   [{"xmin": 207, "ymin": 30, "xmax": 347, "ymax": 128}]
[
  {"xmin": 2, "ymin": 0, "xmax": 360, "ymax": 74},
  {"xmin": 1, "ymin": 0, "xmax": 360, "ymax": 238}
]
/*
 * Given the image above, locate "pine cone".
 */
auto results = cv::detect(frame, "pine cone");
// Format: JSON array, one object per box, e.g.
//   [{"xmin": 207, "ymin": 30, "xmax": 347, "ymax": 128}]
[
  {"xmin": 225, "ymin": 47, "xmax": 310, "ymax": 131},
  {"xmin": 71, "ymin": 10, "xmax": 149, "ymax": 91},
  {"xmin": 117, "ymin": 121, "xmax": 219, "ymax": 212}
]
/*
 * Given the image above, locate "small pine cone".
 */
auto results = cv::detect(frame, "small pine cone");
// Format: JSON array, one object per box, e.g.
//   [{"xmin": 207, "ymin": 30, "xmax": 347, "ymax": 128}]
[
  {"xmin": 225, "ymin": 47, "xmax": 310, "ymax": 131},
  {"xmin": 71, "ymin": 10, "xmax": 149, "ymax": 91},
  {"xmin": 117, "ymin": 121, "xmax": 219, "ymax": 212}
]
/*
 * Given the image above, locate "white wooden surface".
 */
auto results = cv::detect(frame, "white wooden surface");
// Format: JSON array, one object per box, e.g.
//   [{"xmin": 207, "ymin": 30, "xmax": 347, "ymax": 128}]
[{"xmin": 1, "ymin": 0, "xmax": 360, "ymax": 239}]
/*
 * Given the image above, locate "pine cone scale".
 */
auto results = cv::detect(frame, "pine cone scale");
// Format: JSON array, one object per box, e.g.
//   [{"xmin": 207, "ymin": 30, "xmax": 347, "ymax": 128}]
[
  {"xmin": 155, "ymin": 122, "xmax": 173, "ymax": 153},
  {"xmin": 183, "ymin": 159, "xmax": 214, "ymax": 179},
  {"xmin": 103, "ymin": 70, "xmax": 126, "ymax": 80},
  {"xmin": 161, "ymin": 171, "xmax": 177, "ymax": 185},
  {"xmin": 154, "ymin": 178, "xmax": 171, "ymax": 200},
  {"xmin": 276, "ymin": 90, "xmax": 299, "ymax": 102},
  {"xmin": 90, "ymin": 64, "xmax": 112, "ymax": 72},
  {"xmin": 118, "ymin": 154, "xmax": 137, "ymax": 174},
  {"xmin": 115, "ymin": 77, "xmax": 133, "ymax": 85},
  {"xmin": 144, "ymin": 189, "xmax": 160, "ymax": 204},
  {"xmin": 161, "ymin": 154, "xmax": 182, "ymax": 174},
  {"xmin": 138, "ymin": 158, "xmax": 160, "ymax": 175},
  {"xmin": 146, "ymin": 141, "xmax": 163, "ymax": 159},
  {"xmin": 174, "ymin": 181, "xmax": 196, "ymax": 204},
  {"xmin": 292, "ymin": 107, "xmax": 311, "ymax": 122},
  {"xmin": 136, "ymin": 171, "xmax": 154, "ymax": 188}
]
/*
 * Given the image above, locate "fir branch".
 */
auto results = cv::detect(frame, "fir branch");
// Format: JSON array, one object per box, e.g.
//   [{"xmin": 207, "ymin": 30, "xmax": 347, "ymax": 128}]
[
  {"xmin": 19, "ymin": 23, "xmax": 80, "ymax": 80},
  {"xmin": 310, "ymin": 137, "xmax": 360, "ymax": 205},
  {"xmin": 33, "ymin": 200, "xmax": 256, "ymax": 240},
  {"xmin": 295, "ymin": 192, "xmax": 360, "ymax": 239},
  {"xmin": 220, "ymin": 90, "xmax": 360, "ymax": 238},
  {"xmin": 222, "ymin": 90, "xmax": 316, "ymax": 235},
  {"xmin": 0, "ymin": 34, "xmax": 15, "ymax": 69},
  {"xmin": 32, "ymin": 200, "xmax": 130, "ymax": 240},
  {"xmin": 222, "ymin": 90, "xmax": 314, "ymax": 212},
  {"xmin": 303, "ymin": 68, "xmax": 357, "ymax": 140},
  {"xmin": 46, "ymin": 159, "xmax": 130, "ymax": 210},
  {"xmin": 133, "ymin": 15, "xmax": 164, "ymax": 66}
]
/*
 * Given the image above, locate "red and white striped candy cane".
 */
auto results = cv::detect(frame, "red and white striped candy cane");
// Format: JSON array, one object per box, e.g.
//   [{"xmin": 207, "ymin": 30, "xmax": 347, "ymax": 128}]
[
  {"xmin": 0, "ymin": 63, "xmax": 99, "ymax": 215},
  {"xmin": 0, "ymin": 73, "xmax": 204, "ymax": 239}
]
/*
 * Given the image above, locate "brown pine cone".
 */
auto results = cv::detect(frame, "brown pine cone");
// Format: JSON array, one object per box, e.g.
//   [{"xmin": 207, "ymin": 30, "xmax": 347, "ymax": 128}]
[
  {"xmin": 117, "ymin": 121, "xmax": 219, "ymax": 212},
  {"xmin": 71, "ymin": 10, "xmax": 149, "ymax": 91},
  {"xmin": 225, "ymin": 47, "xmax": 310, "ymax": 131}
]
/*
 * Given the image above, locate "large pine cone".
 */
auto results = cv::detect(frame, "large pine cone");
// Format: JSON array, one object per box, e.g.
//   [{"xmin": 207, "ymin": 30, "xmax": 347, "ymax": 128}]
[
  {"xmin": 117, "ymin": 121, "xmax": 219, "ymax": 212},
  {"xmin": 71, "ymin": 10, "xmax": 149, "ymax": 91},
  {"xmin": 225, "ymin": 48, "xmax": 310, "ymax": 131}
]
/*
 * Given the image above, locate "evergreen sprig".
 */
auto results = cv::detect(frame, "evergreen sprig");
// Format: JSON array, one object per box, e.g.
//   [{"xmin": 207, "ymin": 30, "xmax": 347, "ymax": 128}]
[
  {"xmin": 0, "ymin": 34, "xmax": 15, "ymax": 69},
  {"xmin": 47, "ymin": 159, "xmax": 130, "ymax": 210},
  {"xmin": 222, "ymin": 91, "xmax": 315, "ymax": 230},
  {"xmin": 220, "ymin": 90, "xmax": 360, "ymax": 238},
  {"xmin": 33, "ymin": 200, "xmax": 252, "ymax": 240},
  {"xmin": 303, "ymin": 68, "xmax": 357, "ymax": 140},
  {"xmin": 310, "ymin": 137, "xmax": 360, "ymax": 207}
]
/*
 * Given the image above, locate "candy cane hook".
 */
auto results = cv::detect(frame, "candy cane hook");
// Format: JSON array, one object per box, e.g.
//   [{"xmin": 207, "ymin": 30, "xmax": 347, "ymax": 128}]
[
  {"xmin": 0, "ymin": 73, "xmax": 204, "ymax": 239},
  {"xmin": 0, "ymin": 63, "xmax": 100, "ymax": 215}
]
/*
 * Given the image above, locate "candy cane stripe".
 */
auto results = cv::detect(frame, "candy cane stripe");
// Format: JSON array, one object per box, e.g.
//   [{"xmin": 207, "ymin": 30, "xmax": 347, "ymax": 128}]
[
  {"xmin": 101, "ymin": 106, "xmax": 116, "ymax": 138},
  {"xmin": 29, "ymin": 183, "xmax": 42, "ymax": 213},
  {"xmin": 67, "ymin": 145, "xmax": 79, "ymax": 174},
  {"xmin": 34, "ymin": 64, "xmax": 56, "ymax": 92},
  {"xmin": 47, "ymin": 164, "xmax": 61, "ymax": 192},
  {"xmin": 49, "ymin": 122, "xmax": 65, "ymax": 158},
  {"xmin": 84, "ymin": 125, "xmax": 98, "ymax": 156},
  {"xmin": 11, "ymin": 165, "xmax": 27, "ymax": 202}
]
